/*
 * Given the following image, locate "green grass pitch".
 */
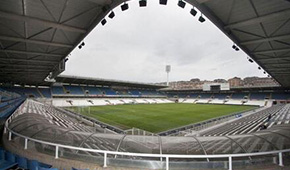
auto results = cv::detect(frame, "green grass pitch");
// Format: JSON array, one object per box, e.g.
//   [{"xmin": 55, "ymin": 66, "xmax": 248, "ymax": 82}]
[{"xmin": 67, "ymin": 103, "xmax": 256, "ymax": 133}]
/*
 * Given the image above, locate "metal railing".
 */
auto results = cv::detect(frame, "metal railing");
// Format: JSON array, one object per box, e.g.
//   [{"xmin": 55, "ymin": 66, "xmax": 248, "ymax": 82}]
[{"xmin": 3, "ymin": 102, "xmax": 289, "ymax": 170}]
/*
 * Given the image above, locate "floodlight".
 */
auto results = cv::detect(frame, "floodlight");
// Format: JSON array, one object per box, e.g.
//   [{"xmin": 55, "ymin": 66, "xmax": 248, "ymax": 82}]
[
  {"xmin": 78, "ymin": 45, "xmax": 82, "ymax": 49},
  {"xmin": 178, "ymin": 0, "xmax": 186, "ymax": 8},
  {"xmin": 258, "ymin": 67, "xmax": 261, "ymax": 70},
  {"xmin": 101, "ymin": 19, "xmax": 107, "ymax": 26},
  {"xmin": 190, "ymin": 8, "xmax": 197, "ymax": 16},
  {"xmin": 248, "ymin": 58, "xmax": 253, "ymax": 63},
  {"xmin": 199, "ymin": 15, "xmax": 206, "ymax": 23},
  {"xmin": 121, "ymin": 3, "xmax": 129, "ymax": 11},
  {"xmin": 139, "ymin": 0, "xmax": 147, "ymax": 7},
  {"xmin": 235, "ymin": 47, "xmax": 239, "ymax": 51},
  {"xmin": 108, "ymin": 11, "xmax": 115, "ymax": 19},
  {"xmin": 81, "ymin": 42, "xmax": 85, "ymax": 46},
  {"xmin": 160, "ymin": 0, "xmax": 167, "ymax": 5}
]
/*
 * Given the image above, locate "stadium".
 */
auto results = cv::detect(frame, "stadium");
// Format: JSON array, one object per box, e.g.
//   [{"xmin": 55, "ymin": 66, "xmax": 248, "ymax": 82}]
[{"xmin": 1, "ymin": 0, "xmax": 290, "ymax": 170}]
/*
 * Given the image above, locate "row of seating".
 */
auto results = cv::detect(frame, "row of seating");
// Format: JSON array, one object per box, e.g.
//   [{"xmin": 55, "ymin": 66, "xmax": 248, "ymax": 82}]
[
  {"xmin": 1, "ymin": 86, "xmax": 165, "ymax": 98},
  {"xmin": 53, "ymin": 85, "xmax": 163, "ymax": 96},
  {"xmin": 168, "ymin": 92, "xmax": 290, "ymax": 100},
  {"xmin": 52, "ymin": 98, "xmax": 173, "ymax": 107}
]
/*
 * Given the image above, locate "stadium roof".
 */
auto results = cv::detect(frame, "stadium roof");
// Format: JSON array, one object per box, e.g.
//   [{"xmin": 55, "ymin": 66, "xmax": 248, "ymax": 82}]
[
  {"xmin": 55, "ymin": 75, "xmax": 166, "ymax": 89},
  {"xmin": 1, "ymin": 0, "xmax": 290, "ymax": 88},
  {"xmin": 163, "ymin": 85, "xmax": 289, "ymax": 92},
  {"xmin": 0, "ymin": 0, "xmax": 119, "ymax": 85},
  {"xmin": 191, "ymin": 0, "xmax": 290, "ymax": 87}
]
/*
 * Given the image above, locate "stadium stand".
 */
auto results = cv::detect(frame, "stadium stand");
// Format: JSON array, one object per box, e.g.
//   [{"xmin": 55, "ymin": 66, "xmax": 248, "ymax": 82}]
[
  {"xmin": 3, "ymin": 99, "xmax": 290, "ymax": 170},
  {"xmin": 63, "ymin": 85, "xmax": 84, "ymax": 95},
  {"xmin": 82, "ymin": 86, "xmax": 102, "ymax": 95},
  {"xmin": 200, "ymin": 105, "xmax": 288, "ymax": 136},
  {"xmin": 128, "ymin": 89, "xmax": 140, "ymax": 95},
  {"xmin": 38, "ymin": 88, "xmax": 52, "ymax": 98},
  {"xmin": 0, "ymin": 88, "xmax": 25, "ymax": 120},
  {"xmin": 272, "ymin": 93, "xmax": 290, "ymax": 100},
  {"xmin": 1, "ymin": 87, "xmax": 41, "ymax": 98},
  {"xmin": 51, "ymin": 86, "xmax": 65, "ymax": 95},
  {"xmin": 230, "ymin": 93, "xmax": 247, "ymax": 99}
]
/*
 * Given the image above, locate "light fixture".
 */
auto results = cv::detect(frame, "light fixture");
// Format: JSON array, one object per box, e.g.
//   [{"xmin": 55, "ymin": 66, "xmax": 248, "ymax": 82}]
[
  {"xmin": 159, "ymin": 0, "xmax": 167, "ymax": 5},
  {"xmin": 101, "ymin": 19, "xmax": 107, "ymax": 25},
  {"xmin": 139, "ymin": 0, "xmax": 147, "ymax": 7},
  {"xmin": 258, "ymin": 67, "xmax": 261, "ymax": 70},
  {"xmin": 78, "ymin": 41, "xmax": 85, "ymax": 49},
  {"xmin": 264, "ymin": 71, "xmax": 266, "ymax": 74},
  {"xmin": 178, "ymin": 0, "xmax": 186, "ymax": 8},
  {"xmin": 190, "ymin": 8, "xmax": 197, "ymax": 16},
  {"xmin": 232, "ymin": 44, "xmax": 239, "ymax": 51},
  {"xmin": 198, "ymin": 14, "xmax": 206, "ymax": 23},
  {"xmin": 108, "ymin": 11, "xmax": 115, "ymax": 19},
  {"xmin": 64, "ymin": 58, "xmax": 69, "ymax": 62},
  {"xmin": 248, "ymin": 58, "xmax": 253, "ymax": 63},
  {"xmin": 121, "ymin": 3, "xmax": 129, "ymax": 11}
]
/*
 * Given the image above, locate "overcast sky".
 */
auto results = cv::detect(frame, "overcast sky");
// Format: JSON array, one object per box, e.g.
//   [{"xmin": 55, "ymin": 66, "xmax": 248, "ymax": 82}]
[{"xmin": 62, "ymin": 0, "xmax": 265, "ymax": 83}]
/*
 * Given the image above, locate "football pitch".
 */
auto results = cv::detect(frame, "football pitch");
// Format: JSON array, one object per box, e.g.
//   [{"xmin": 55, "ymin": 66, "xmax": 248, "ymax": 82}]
[{"xmin": 67, "ymin": 103, "xmax": 256, "ymax": 133}]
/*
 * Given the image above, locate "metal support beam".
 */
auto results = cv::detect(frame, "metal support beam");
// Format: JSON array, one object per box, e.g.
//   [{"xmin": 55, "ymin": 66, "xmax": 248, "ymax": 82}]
[
  {"xmin": 196, "ymin": 0, "xmax": 210, "ymax": 4},
  {"xmin": 256, "ymin": 56, "xmax": 290, "ymax": 61},
  {"xmin": 0, "ymin": 35, "xmax": 73, "ymax": 48},
  {"xmin": 225, "ymin": 9, "xmax": 290, "ymax": 29},
  {"xmin": 0, "ymin": 49, "xmax": 63, "ymax": 57},
  {"xmin": 0, "ymin": 11, "xmax": 86, "ymax": 33},
  {"xmin": 0, "ymin": 63, "xmax": 53, "ymax": 68},
  {"xmin": 241, "ymin": 34, "xmax": 290, "ymax": 45},
  {"xmin": 0, "ymin": 58, "xmax": 59, "ymax": 64},
  {"xmin": 253, "ymin": 48, "xmax": 290, "ymax": 55},
  {"xmin": 272, "ymin": 73, "xmax": 290, "ymax": 75}
]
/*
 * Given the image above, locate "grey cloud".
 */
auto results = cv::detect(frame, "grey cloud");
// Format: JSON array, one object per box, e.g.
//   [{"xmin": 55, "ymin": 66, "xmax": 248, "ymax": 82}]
[{"xmin": 62, "ymin": 0, "xmax": 265, "ymax": 83}]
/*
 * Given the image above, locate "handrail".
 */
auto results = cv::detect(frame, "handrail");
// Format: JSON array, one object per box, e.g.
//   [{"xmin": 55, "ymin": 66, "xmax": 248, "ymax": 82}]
[
  {"xmin": 3, "ymin": 101, "xmax": 288, "ymax": 170},
  {"xmin": 4, "ymin": 123, "xmax": 288, "ymax": 170}
]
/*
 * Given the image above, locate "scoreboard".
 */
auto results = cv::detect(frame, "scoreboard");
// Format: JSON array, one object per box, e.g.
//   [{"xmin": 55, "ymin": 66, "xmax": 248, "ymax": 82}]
[{"xmin": 203, "ymin": 83, "xmax": 230, "ymax": 92}]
